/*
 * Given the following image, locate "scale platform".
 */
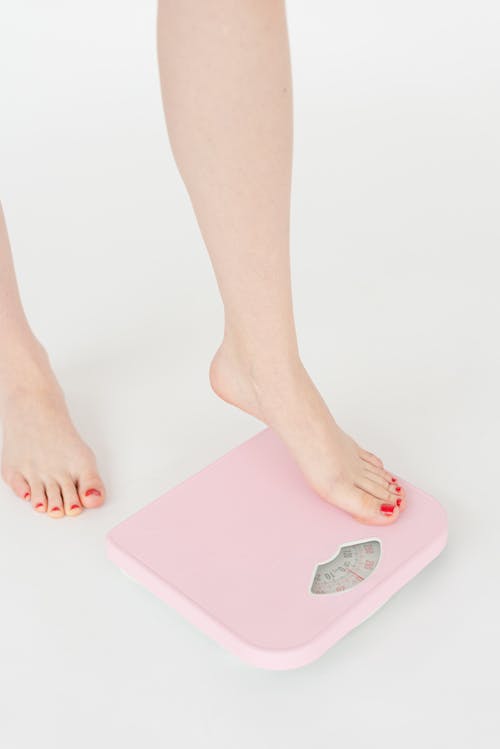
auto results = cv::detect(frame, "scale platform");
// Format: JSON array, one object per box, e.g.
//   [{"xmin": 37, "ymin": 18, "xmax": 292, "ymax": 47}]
[{"xmin": 106, "ymin": 427, "xmax": 448, "ymax": 670}]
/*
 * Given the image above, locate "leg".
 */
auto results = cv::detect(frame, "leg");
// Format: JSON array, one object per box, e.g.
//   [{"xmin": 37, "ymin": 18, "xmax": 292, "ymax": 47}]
[
  {"xmin": 0, "ymin": 202, "xmax": 105, "ymax": 516},
  {"xmin": 157, "ymin": 0, "xmax": 405, "ymax": 524}
]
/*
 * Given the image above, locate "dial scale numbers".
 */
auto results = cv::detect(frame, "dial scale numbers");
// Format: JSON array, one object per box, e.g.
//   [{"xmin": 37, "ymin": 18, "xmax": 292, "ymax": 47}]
[{"xmin": 311, "ymin": 540, "xmax": 381, "ymax": 595}]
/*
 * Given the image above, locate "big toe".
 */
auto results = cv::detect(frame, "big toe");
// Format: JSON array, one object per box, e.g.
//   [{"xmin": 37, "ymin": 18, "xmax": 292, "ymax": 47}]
[
  {"xmin": 351, "ymin": 487, "xmax": 401, "ymax": 526},
  {"xmin": 78, "ymin": 473, "xmax": 106, "ymax": 508}
]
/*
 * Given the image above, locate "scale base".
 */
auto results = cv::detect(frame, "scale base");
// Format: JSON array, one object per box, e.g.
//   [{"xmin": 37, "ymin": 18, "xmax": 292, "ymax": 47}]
[{"xmin": 107, "ymin": 428, "xmax": 447, "ymax": 670}]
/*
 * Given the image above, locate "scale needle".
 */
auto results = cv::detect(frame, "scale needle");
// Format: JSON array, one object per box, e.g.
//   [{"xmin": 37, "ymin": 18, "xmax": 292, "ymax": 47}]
[{"xmin": 346, "ymin": 568, "xmax": 364, "ymax": 582}]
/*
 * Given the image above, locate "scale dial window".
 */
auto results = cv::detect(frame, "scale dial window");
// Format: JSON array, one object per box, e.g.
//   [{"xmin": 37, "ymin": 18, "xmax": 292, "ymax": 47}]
[{"xmin": 311, "ymin": 540, "xmax": 381, "ymax": 595}]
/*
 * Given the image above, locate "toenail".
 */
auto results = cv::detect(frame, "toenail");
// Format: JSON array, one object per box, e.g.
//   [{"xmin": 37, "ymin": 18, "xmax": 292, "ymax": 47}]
[
  {"xmin": 35, "ymin": 502, "xmax": 44, "ymax": 509},
  {"xmin": 23, "ymin": 492, "xmax": 31, "ymax": 499},
  {"xmin": 50, "ymin": 507, "xmax": 61, "ymax": 513},
  {"xmin": 396, "ymin": 486, "xmax": 401, "ymax": 493},
  {"xmin": 70, "ymin": 504, "xmax": 80, "ymax": 510},
  {"xmin": 391, "ymin": 477, "xmax": 397, "ymax": 483},
  {"xmin": 396, "ymin": 498, "xmax": 402, "ymax": 507},
  {"xmin": 85, "ymin": 489, "xmax": 101, "ymax": 497},
  {"xmin": 380, "ymin": 503, "xmax": 395, "ymax": 514}
]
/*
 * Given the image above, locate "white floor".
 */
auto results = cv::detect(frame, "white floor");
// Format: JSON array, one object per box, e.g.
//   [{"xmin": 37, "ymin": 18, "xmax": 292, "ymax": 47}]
[{"xmin": 1, "ymin": 2, "xmax": 499, "ymax": 747}]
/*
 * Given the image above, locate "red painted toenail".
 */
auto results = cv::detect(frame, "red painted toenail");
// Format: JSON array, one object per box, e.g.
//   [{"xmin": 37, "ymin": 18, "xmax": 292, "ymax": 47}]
[
  {"xmin": 85, "ymin": 489, "xmax": 101, "ymax": 497},
  {"xmin": 396, "ymin": 486, "xmax": 401, "ymax": 493},
  {"xmin": 70, "ymin": 504, "xmax": 80, "ymax": 510},
  {"xmin": 35, "ymin": 502, "xmax": 44, "ymax": 509},
  {"xmin": 380, "ymin": 503, "xmax": 395, "ymax": 514},
  {"xmin": 396, "ymin": 498, "xmax": 402, "ymax": 507},
  {"xmin": 391, "ymin": 477, "xmax": 397, "ymax": 483},
  {"xmin": 23, "ymin": 492, "xmax": 31, "ymax": 499},
  {"xmin": 50, "ymin": 506, "xmax": 61, "ymax": 513}
]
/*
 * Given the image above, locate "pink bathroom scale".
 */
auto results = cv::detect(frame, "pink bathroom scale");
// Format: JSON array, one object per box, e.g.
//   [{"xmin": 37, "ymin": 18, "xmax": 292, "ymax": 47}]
[{"xmin": 106, "ymin": 427, "xmax": 447, "ymax": 670}]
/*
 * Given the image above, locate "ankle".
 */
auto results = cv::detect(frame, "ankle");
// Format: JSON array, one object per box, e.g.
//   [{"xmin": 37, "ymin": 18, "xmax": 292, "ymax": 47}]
[
  {"xmin": 223, "ymin": 315, "xmax": 300, "ymax": 367},
  {"xmin": 0, "ymin": 335, "xmax": 59, "ymax": 412},
  {"xmin": 212, "ymin": 333, "xmax": 305, "ymax": 401}
]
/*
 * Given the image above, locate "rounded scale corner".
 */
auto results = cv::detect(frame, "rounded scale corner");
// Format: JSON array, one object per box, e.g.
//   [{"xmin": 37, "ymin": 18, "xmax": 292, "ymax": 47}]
[
  {"xmin": 428, "ymin": 499, "xmax": 449, "ymax": 552},
  {"xmin": 105, "ymin": 530, "xmax": 126, "ymax": 562},
  {"xmin": 232, "ymin": 634, "xmax": 331, "ymax": 671},
  {"xmin": 434, "ymin": 521, "xmax": 449, "ymax": 556},
  {"xmin": 400, "ymin": 477, "xmax": 449, "ymax": 539}
]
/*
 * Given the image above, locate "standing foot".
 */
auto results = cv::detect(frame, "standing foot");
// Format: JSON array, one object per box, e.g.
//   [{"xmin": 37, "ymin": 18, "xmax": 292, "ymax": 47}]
[{"xmin": 1, "ymin": 341, "xmax": 106, "ymax": 518}]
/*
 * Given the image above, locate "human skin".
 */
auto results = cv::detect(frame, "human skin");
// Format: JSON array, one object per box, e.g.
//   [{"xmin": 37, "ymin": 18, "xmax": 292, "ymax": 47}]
[
  {"xmin": 0, "ymin": 1, "xmax": 405, "ymax": 523},
  {"xmin": 0, "ymin": 203, "xmax": 105, "ymax": 516},
  {"xmin": 156, "ymin": 0, "xmax": 405, "ymax": 524}
]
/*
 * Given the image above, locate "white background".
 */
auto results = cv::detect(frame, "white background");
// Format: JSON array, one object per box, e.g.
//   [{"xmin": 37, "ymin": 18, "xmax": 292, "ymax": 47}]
[{"xmin": 0, "ymin": 1, "xmax": 499, "ymax": 747}]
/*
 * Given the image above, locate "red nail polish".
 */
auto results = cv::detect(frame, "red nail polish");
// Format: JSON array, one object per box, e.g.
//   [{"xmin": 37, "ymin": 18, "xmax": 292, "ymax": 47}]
[
  {"xmin": 35, "ymin": 502, "xmax": 44, "ymax": 509},
  {"xmin": 23, "ymin": 492, "xmax": 31, "ymax": 499},
  {"xmin": 391, "ymin": 477, "xmax": 397, "ymax": 483},
  {"xmin": 396, "ymin": 498, "xmax": 402, "ymax": 507},
  {"xmin": 50, "ymin": 506, "xmax": 61, "ymax": 513},
  {"xmin": 380, "ymin": 503, "xmax": 395, "ymax": 514},
  {"xmin": 396, "ymin": 486, "xmax": 401, "ymax": 493},
  {"xmin": 85, "ymin": 489, "xmax": 101, "ymax": 497},
  {"xmin": 70, "ymin": 504, "xmax": 80, "ymax": 510}
]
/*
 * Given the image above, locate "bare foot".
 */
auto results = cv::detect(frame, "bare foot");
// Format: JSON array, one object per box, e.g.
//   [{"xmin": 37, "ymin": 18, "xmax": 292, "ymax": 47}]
[
  {"xmin": 1, "ymin": 342, "xmax": 106, "ymax": 518},
  {"xmin": 209, "ymin": 340, "xmax": 406, "ymax": 525}
]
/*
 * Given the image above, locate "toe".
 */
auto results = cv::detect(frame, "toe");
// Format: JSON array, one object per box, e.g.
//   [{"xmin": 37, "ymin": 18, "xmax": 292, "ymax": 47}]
[
  {"xmin": 365, "ymin": 465, "xmax": 406, "ymax": 509},
  {"xmin": 389, "ymin": 481, "xmax": 406, "ymax": 511},
  {"xmin": 60, "ymin": 479, "xmax": 83, "ymax": 517},
  {"xmin": 8, "ymin": 472, "xmax": 32, "ymax": 502},
  {"xmin": 374, "ymin": 499, "xmax": 400, "ymax": 524},
  {"xmin": 78, "ymin": 473, "xmax": 105, "ymax": 509},
  {"xmin": 29, "ymin": 479, "xmax": 47, "ymax": 513},
  {"xmin": 387, "ymin": 478, "xmax": 405, "ymax": 499},
  {"xmin": 351, "ymin": 488, "xmax": 400, "ymax": 526},
  {"xmin": 362, "ymin": 466, "xmax": 390, "ymax": 489},
  {"xmin": 365, "ymin": 464, "xmax": 395, "ymax": 484},
  {"xmin": 359, "ymin": 449, "xmax": 384, "ymax": 469},
  {"xmin": 355, "ymin": 475, "xmax": 393, "ymax": 503},
  {"xmin": 45, "ymin": 481, "xmax": 64, "ymax": 519}
]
